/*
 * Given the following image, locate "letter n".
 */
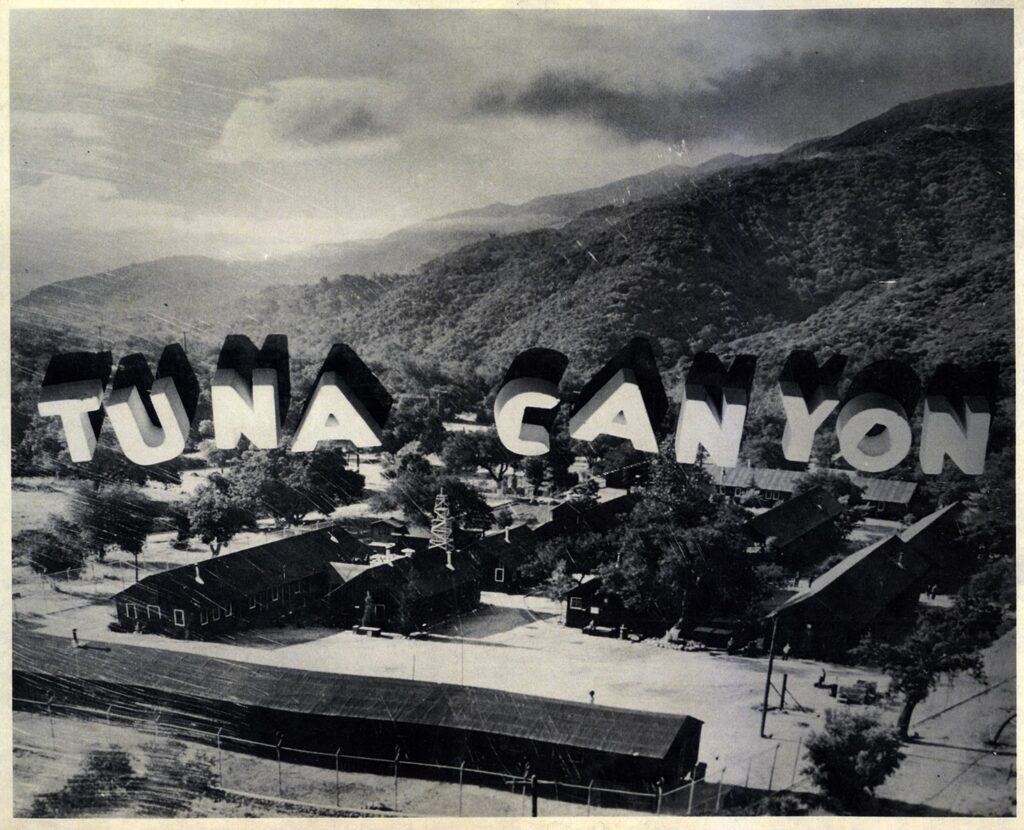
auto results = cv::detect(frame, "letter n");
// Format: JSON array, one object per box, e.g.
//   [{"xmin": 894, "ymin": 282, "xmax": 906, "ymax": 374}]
[
  {"xmin": 675, "ymin": 353, "xmax": 756, "ymax": 467},
  {"xmin": 211, "ymin": 334, "xmax": 290, "ymax": 449}
]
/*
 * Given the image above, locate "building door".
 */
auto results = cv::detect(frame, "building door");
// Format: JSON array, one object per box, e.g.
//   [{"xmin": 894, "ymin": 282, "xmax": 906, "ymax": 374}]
[{"xmin": 374, "ymin": 603, "xmax": 387, "ymax": 625}]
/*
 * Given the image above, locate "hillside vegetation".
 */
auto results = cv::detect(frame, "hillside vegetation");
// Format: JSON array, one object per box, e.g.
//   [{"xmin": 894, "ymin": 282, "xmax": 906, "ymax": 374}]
[
  {"xmin": 11, "ymin": 84, "xmax": 1013, "ymax": 447},
  {"xmin": 236, "ymin": 83, "xmax": 1012, "ymax": 384}
]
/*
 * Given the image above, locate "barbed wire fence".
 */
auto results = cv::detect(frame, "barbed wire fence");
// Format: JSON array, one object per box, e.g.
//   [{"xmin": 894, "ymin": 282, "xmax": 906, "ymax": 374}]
[{"xmin": 13, "ymin": 696, "xmax": 811, "ymax": 817}]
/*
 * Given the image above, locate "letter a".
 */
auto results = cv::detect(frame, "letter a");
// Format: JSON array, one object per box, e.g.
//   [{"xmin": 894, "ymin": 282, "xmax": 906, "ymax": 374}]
[{"xmin": 291, "ymin": 344, "xmax": 392, "ymax": 452}]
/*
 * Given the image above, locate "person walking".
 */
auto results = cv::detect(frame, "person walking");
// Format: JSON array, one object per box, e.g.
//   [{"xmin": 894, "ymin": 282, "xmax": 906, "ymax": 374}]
[{"xmin": 782, "ymin": 642, "xmax": 791, "ymax": 661}]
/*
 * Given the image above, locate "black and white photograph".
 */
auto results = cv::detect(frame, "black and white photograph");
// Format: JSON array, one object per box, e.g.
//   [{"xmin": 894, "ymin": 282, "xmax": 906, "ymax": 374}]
[{"xmin": 6, "ymin": 5, "xmax": 1017, "ymax": 819}]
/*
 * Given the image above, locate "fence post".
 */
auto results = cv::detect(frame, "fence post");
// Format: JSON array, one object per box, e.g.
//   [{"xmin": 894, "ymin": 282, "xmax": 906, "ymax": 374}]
[
  {"xmin": 687, "ymin": 778, "xmax": 696, "ymax": 815},
  {"xmin": 458, "ymin": 761, "xmax": 465, "ymax": 816},
  {"xmin": 655, "ymin": 779, "xmax": 663, "ymax": 814},
  {"xmin": 531, "ymin": 774, "xmax": 538, "ymax": 817},
  {"xmin": 520, "ymin": 764, "xmax": 529, "ymax": 816},
  {"xmin": 46, "ymin": 693, "xmax": 55, "ymax": 750},
  {"xmin": 768, "ymin": 742, "xmax": 781, "ymax": 793},
  {"xmin": 216, "ymin": 727, "xmax": 224, "ymax": 786},
  {"xmin": 393, "ymin": 745, "xmax": 401, "ymax": 812},
  {"xmin": 791, "ymin": 737, "xmax": 802, "ymax": 788},
  {"xmin": 276, "ymin": 733, "xmax": 284, "ymax": 797},
  {"xmin": 715, "ymin": 768, "xmax": 726, "ymax": 813},
  {"xmin": 154, "ymin": 714, "xmax": 161, "ymax": 737},
  {"xmin": 780, "ymin": 673, "xmax": 788, "ymax": 710},
  {"xmin": 744, "ymin": 759, "xmax": 751, "ymax": 790},
  {"xmin": 335, "ymin": 748, "xmax": 342, "ymax": 807},
  {"xmin": 105, "ymin": 704, "xmax": 113, "ymax": 727}
]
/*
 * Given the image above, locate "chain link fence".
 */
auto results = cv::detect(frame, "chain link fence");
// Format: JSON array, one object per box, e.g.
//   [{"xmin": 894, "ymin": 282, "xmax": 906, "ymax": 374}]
[{"xmin": 13, "ymin": 696, "xmax": 810, "ymax": 817}]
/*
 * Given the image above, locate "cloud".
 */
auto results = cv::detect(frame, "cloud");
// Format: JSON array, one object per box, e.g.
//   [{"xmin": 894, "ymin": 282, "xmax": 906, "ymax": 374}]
[
  {"xmin": 13, "ymin": 110, "xmax": 107, "ymax": 140},
  {"xmin": 211, "ymin": 77, "xmax": 405, "ymax": 162},
  {"xmin": 472, "ymin": 46, "xmax": 1007, "ymax": 147}
]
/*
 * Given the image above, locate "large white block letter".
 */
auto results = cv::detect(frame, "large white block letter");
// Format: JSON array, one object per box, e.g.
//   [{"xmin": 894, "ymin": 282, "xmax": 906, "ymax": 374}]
[
  {"xmin": 675, "ymin": 385, "xmax": 750, "ymax": 467},
  {"xmin": 919, "ymin": 394, "xmax": 990, "ymax": 475},
  {"xmin": 212, "ymin": 367, "xmax": 282, "ymax": 449},
  {"xmin": 569, "ymin": 368, "xmax": 659, "ymax": 453},
  {"xmin": 836, "ymin": 392, "xmax": 912, "ymax": 473},
  {"xmin": 675, "ymin": 353, "xmax": 756, "ymax": 467},
  {"xmin": 37, "ymin": 380, "xmax": 105, "ymax": 462},
  {"xmin": 778, "ymin": 351, "xmax": 846, "ymax": 463},
  {"xmin": 106, "ymin": 377, "xmax": 191, "ymax": 465},
  {"xmin": 494, "ymin": 377, "xmax": 561, "ymax": 456},
  {"xmin": 292, "ymin": 371, "xmax": 383, "ymax": 451}
]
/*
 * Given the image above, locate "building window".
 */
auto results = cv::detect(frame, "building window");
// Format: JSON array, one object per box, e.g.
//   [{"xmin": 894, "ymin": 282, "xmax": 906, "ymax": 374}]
[
  {"xmin": 225, "ymin": 602, "xmax": 233, "ymax": 618},
  {"xmin": 271, "ymin": 586, "xmax": 280, "ymax": 602},
  {"xmin": 126, "ymin": 603, "xmax": 137, "ymax": 619},
  {"xmin": 147, "ymin": 605, "xmax": 160, "ymax": 620},
  {"xmin": 200, "ymin": 607, "xmax": 208, "ymax": 625},
  {"xmin": 494, "ymin": 568, "xmax": 505, "ymax": 583},
  {"xmin": 173, "ymin": 609, "xmax": 185, "ymax": 627},
  {"xmin": 569, "ymin": 597, "xmax": 584, "ymax": 610},
  {"xmin": 590, "ymin": 606, "xmax": 600, "ymax": 615},
  {"xmin": 212, "ymin": 606, "xmax": 221, "ymax": 621}
]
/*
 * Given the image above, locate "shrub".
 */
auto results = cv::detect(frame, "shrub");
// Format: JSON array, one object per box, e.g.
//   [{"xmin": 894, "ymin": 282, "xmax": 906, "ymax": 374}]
[{"xmin": 804, "ymin": 709, "xmax": 904, "ymax": 808}]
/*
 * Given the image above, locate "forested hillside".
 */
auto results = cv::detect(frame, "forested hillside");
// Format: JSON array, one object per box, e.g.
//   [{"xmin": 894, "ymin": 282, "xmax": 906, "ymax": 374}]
[
  {"xmin": 11, "ymin": 84, "xmax": 1013, "ymax": 450},
  {"xmin": 235, "ymin": 84, "xmax": 1011, "ymax": 383}
]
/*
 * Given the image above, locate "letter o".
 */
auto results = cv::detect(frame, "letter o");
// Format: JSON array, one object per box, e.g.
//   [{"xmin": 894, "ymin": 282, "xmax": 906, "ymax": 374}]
[{"xmin": 836, "ymin": 392, "xmax": 912, "ymax": 473}]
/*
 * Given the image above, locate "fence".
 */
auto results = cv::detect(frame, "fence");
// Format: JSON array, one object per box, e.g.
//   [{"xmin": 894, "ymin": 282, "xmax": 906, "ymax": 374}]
[{"xmin": 12, "ymin": 695, "xmax": 809, "ymax": 817}]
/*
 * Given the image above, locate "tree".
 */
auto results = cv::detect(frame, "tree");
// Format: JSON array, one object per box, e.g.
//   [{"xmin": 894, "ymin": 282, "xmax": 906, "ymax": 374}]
[
  {"xmin": 372, "ymin": 465, "xmax": 492, "ymax": 530},
  {"xmin": 440, "ymin": 431, "xmax": 518, "ymax": 484},
  {"xmin": 185, "ymin": 482, "xmax": 255, "ymax": 555},
  {"xmin": 16, "ymin": 519, "xmax": 86, "ymax": 576},
  {"xmin": 228, "ymin": 445, "xmax": 364, "ymax": 526},
  {"xmin": 70, "ymin": 484, "xmax": 157, "ymax": 578},
  {"xmin": 519, "ymin": 532, "xmax": 610, "ymax": 591},
  {"xmin": 856, "ymin": 592, "xmax": 1003, "ymax": 738},
  {"xmin": 803, "ymin": 710, "xmax": 904, "ymax": 809},
  {"xmin": 381, "ymin": 397, "xmax": 447, "ymax": 455},
  {"xmin": 523, "ymin": 458, "xmax": 547, "ymax": 494}
]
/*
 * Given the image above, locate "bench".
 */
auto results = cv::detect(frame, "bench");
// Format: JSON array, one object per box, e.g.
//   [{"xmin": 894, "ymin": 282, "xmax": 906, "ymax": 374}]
[{"xmin": 355, "ymin": 626, "xmax": 382, "ymax": 638}]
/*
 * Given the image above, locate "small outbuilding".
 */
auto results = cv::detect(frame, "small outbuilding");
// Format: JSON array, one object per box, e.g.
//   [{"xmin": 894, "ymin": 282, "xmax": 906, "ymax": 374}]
[{"xmin": 563, "ymin": 576, "xmax": 624, "ymax": 632}]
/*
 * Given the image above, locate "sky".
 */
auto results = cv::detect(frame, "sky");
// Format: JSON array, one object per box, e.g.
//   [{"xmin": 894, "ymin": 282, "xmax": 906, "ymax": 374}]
[{"xmin": 10, "ymin": 8, "xmax": 1013, "ymax": 294}]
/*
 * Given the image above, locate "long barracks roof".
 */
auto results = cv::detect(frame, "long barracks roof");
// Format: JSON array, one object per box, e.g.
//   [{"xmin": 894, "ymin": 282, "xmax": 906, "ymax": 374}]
[
  {"xmin": 772, "ymin": 503, "xmax": 965, "ymax": 625},
  {"xmin": 744, "ymin": 487, "xmax": 844, "ymax": 548},
  {"xmin": 114, "ymin": 525, "xmax": 369, "ymax": 609},
  {"xmin": 14, "ymin": 631, "xmax": 699, "ymax": 761},
  {"xmin": 705, "ymin": 465, "xmax": 918, "ymax": 505}
]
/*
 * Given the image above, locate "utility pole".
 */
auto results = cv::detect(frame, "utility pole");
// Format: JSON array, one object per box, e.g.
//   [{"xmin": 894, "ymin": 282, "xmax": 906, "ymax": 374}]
[{"xmin": 760, "ymin": 615, "xmax": 779, "ymax": 738}]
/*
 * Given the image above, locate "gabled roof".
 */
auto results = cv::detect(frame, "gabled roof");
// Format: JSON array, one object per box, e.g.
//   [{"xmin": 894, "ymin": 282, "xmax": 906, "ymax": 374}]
[
  {"xmin": 114, "ymin": 526, "xmax": 369, "ymax": 609},
  {"xmin": 705, "ymin": 465, "xmax": 918, "ymax": 505},
  {"xmin": 772, "ymin": 503, "xmax": 965, "ymax": 627},
  {"xmin": 564, "ymin": 575, "xmax": 603, "ymax": 597},
  {"xmin": 371, "ymin": 517, "xmax": 409, "ymax": 529},
  {"xmin": 334, "ymin": 548, "xmax": 479, "ymax": 599},
  {"xmin": 329, "ymin": 562, "xmax": 372, "ymax": 583},
  {"xmin": 744, "ymin": 487, "xmax": 844, "ymax": 548},
  {"xmin": 15, "ymin": 630, "xmax": 701, "ymax": 761},
  {"xmin": 533, "ymin": 493, "xmax": 637, "ymax": 541}
]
